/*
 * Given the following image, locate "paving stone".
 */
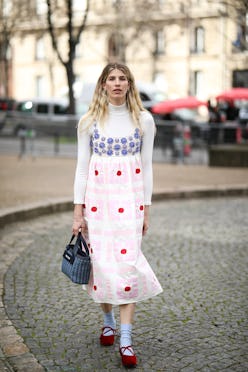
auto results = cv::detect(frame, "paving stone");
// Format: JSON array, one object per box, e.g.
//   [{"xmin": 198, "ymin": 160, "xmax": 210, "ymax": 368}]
[{"xmin": 1, "ymin": 197, "xmax": 248, "ymax": 371}]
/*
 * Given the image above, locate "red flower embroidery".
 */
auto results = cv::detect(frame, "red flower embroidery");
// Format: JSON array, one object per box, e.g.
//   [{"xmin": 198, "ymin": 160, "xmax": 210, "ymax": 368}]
[
  {"xmin": 95, "ymin": 170, "xmax": 99, "ymax": 176},
  {"xmin": 135, "ymin": 168, "xmax": 141, "ymax": 174},
  {"xmin": 118, "ymin": 208, "xmax": 124, "ymax": 213},
  {"xmin": 125, "ymin": 286, "xmax": 131, "ymax": 292},
  {"xmin": 121, "ymin": 249, "xmax": 127, "ymax": 254},
  {"xmin": 140, "ymin": 205, "xmax": 144, "ymax": 211},
  {"xmin": 93, "ymin": 285, "xmax": 97, "ymax": 291},
  {"xmin": 117, "ymin": 170, "xmax": 122, "ymax": 176},
  {"xmin": 91, "ymin": 206, "xmax": 97, "ymax": 212}
]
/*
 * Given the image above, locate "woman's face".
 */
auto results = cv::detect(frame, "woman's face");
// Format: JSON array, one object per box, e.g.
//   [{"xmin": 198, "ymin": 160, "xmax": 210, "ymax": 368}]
[{"xmin": 103, "ymin": 68, "xmax": 129, "ymax": 105}]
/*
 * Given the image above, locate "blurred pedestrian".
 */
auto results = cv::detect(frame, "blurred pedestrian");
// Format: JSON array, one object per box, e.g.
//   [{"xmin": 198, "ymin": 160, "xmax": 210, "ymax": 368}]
[{"xmin": 72, "ymin": 63, "xmax": 163, "ymax": 368}]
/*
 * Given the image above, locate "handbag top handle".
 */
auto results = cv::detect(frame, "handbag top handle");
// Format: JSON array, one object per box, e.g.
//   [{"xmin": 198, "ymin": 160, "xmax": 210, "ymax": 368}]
[{"xmin": 70, "ymin": 233, "xmax": 90, "ymax": 256}]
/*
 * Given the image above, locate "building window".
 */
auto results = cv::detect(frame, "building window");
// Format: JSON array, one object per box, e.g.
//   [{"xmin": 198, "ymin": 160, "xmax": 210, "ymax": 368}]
[
  {"xmin": 108, "ymin": 34, "xmax": 124, "ymax": 61},
  {"xmin": 35, "ymin": 37, "xmax": 45, "ymax": 60},
  {"xmin": 155, "ymin": 30, "xmax": 165, "ymax": 55},
  {"xmin": 232, "ymin": 12, "xmax": 248, "ymax": 51},
  {"xmin": 191, "ymin": 70, "xmax": 204, "ymax": 97},
  {"xmin": 154, "ymin": 72, "xmax": 167, "ymax": 97},
  {"xmin": 36, "ymin": 0, "xmax": 47, "ymax": 15},
  {"xmin": 191, "ymin": 26, "xmax": 205, "ymax": 53},
  {"xmin": 232, "ymin": 70, "xmax": 248, "ymax": 88},
  {"xmin": 3, "ymin": 0, "xmax": 12, "ymax": 16},
  {"xmin": 36, "ymin": 76, "xmax": 46, "ymax": 97},
  {"xmin": 73, "ymin": 0, "xmax": 87, "ymax": 11}
]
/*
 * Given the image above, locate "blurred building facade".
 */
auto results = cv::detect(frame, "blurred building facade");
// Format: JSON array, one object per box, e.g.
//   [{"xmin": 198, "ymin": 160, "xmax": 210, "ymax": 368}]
[{"xmin": 1, "ymin": 0, "xmax": 247, "ymax": 101}]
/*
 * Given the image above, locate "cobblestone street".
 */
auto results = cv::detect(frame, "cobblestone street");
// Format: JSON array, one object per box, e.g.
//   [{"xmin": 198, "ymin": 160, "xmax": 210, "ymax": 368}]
[{"xmin": 1, "ymin": 197, "xmax": 248, "ymax": 371}]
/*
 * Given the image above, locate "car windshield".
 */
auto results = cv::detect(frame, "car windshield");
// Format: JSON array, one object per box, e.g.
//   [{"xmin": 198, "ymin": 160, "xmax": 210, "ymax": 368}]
[
  {"xmin": 16, "ymin": 101, "xmax": 33, "ymax": 112},
  {"xmin": 54, "ymin": 104, "xmax": 68, "ymax": 115}
]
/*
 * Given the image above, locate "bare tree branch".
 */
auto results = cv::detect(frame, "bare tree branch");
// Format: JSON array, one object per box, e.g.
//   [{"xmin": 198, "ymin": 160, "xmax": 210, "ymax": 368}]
[
  {"xmin": 46, "ymin": 0, "xmax": 90, "ymax": 113},
  {"xmin": 75, "ymin": 0, "xmax": 90, "ymax": 45},
  {"xmin": 46, "ymin": 0, "xmax": 65, "ymax": 66}
]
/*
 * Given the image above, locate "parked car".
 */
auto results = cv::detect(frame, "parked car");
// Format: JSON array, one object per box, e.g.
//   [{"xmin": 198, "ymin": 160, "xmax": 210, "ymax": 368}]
[
  {"xmin": 1, "ymin": 83, "xmax": 166, "ymax": 137},
  {"xmin": 1, "ymin": 99, "xmax": 79, "ymax": 137},
  {"xmin": 76, "ymin": 81, "xmax": 166, "ymax": 113}
]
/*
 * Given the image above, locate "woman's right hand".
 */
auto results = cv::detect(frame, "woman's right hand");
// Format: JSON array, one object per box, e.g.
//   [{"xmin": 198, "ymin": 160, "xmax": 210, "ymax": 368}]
[
  {"xmin": 72, "ymin": 217, "xmax": 88, "ymax": 235},
  {"xmin": 72, "ymin": 204, "xmax": 87, "ymax": 235}
]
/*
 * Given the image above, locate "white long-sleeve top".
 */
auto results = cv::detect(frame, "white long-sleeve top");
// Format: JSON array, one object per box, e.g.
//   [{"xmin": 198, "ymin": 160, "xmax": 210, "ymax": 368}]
[{"xmin": 73, "ymin": 103, "xmax": 155, "ymax": 205}]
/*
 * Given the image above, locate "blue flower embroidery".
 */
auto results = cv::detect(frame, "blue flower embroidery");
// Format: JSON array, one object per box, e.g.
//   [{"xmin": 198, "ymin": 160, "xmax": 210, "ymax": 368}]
[
  {"xmin": 91, "ymin": 125, "xmax": 141, "ymax": 156},
  {"xmin": 107, "ymin": 138, "xmax": 114, "ymax": 144}
]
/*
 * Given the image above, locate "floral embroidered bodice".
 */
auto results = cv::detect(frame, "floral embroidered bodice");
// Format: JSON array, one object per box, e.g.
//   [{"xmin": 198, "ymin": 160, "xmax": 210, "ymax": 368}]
[{"xmin": 90, "ymin": 123, "xmax": 142, "ymax": 157}]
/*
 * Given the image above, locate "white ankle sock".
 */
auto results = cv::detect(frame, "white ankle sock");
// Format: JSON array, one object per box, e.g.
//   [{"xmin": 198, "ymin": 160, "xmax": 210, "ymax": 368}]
[
  {"xmin": 120, "ymin": 324, "xmax": 134, "ymax": 356},
  {"xmin": 103, "ymin": 310, "xmax": 116, "ymax": 336}
]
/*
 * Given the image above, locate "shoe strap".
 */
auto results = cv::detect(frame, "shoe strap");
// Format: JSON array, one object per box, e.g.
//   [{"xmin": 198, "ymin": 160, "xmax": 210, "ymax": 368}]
[
  {"xmin": 102, "ymin": 326, "xmax": 116, "ymax": 335},
  {"xmin": 120, "ymin": 345, "xmax": 135, "ymax": 356}
]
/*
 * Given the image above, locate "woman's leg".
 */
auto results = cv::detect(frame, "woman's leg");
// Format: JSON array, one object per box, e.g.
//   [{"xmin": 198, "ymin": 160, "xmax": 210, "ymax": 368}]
[
  {"xmin": 119, "ymin": 303, "xmax": 137, "ymax": 366},
  {"xmin": 119, "ymin": 303, "xmax": 136, "ymax": 324},
  {"xmin": 100, "ymin": 303, "xmax": 116, "ymax": 345},
  {"xmin": 100, "ymin": 303, "xmax": 116, "ymax": 330},
  {"xmin": 100, "ymin": 303, "xmax": 113, "ymax": 314}
]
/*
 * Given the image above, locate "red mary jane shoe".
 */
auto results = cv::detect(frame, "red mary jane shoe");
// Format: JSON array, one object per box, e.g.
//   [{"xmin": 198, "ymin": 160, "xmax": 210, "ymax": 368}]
[
  {"xmin": 119, "ymin": 346, "xmax": 137, "ymax": 368},
  {"xmin": 100, "ymin": 326, "xmax": 116, "ymax": 346}
]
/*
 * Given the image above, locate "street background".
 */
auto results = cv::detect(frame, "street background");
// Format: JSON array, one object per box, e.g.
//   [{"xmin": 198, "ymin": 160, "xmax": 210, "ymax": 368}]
[
  {"xmin": 1, "ymin": 153, "xmax": 248, "ymax": 211},
  {"xmin": 0, "ymin": 151, "xmax": 248, "ymax": 371}
]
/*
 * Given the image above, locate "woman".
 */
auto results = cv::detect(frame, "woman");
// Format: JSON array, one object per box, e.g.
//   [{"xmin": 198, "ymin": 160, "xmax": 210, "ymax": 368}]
[{"xmin": 73, "ymin": 63, "xmax": 162, "ymax": 367}]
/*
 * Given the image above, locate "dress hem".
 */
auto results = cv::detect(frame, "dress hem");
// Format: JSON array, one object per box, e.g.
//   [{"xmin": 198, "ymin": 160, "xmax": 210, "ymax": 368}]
[{"xmin": 83, "ymin": 288, "xmax": 163, "ymax": 306}]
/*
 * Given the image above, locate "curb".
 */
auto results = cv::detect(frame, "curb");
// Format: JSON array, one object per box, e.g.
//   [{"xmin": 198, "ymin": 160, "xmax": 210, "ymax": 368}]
[
  {"xmin": 1, "ymin": 186, "xmax": 248, "ymax": 229},
  {"xmin": 152, "ymin": 185, "xmax": 248, "ymax": 201},
  {"xmin": 0, "ymin": 198, "xmax": 73, "ymax": 229},
  {"xmin": 0, "ymin": 186, "xmax": 248, "ymax": 371}
]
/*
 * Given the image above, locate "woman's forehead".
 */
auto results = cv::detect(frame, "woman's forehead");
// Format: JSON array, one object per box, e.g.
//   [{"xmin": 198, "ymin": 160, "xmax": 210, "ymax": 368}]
[{"xmin": 107, "ymin": 68, "xmax": 127, "ymax": 78}]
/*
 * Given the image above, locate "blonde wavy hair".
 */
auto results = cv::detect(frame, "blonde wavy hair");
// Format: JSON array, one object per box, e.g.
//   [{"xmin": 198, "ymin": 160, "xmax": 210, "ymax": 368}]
[{"xmin": 78, "ymin": 63, "xmax": 146, "ymax": 131}]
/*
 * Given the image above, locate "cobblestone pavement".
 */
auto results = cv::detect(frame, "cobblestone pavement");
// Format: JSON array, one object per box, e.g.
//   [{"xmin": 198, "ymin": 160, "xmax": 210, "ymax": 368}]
[{"xmin": 2, "ymin": 197, "xmax": 248, "ymax": 371}]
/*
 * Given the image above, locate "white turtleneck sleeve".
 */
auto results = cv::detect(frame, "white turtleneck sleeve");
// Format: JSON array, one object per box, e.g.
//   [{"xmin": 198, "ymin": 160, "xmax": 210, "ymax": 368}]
[
  {"xmin": 140, "ymin": 111, "xmax": 155, "ymax": 205},
  {"xmin": 73, "ymin": 104, "xmax": 155, "ymax": 205},
  {"xmin": 73, "ymin": 124, "xmax": 91, "ymax": 205}
]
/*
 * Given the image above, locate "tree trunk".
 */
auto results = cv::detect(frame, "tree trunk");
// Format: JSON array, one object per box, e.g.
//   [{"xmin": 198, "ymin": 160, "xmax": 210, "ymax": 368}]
[
  {"xmin": 4, "ymin": 55, "xmax": 9, "ymax": 97},
  {"xmin": 66, "ymin": 62, "xmax": 75, "ymax": 114}
]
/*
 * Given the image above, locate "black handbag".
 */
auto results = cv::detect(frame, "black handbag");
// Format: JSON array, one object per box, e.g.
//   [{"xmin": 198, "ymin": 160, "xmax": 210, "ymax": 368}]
[{"xmin": 61, "ymin": 232, "xmax": 91, "ymax": 284}]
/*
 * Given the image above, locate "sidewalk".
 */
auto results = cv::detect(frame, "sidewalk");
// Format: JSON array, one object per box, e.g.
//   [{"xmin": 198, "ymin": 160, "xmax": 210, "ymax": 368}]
[
  {"xmin": 0, "ymin": 154, "xmax": 248, "ymax": 217},
  {"xmin": 0, "ymin": 155, "xmax": 248, "ymax": 371}
]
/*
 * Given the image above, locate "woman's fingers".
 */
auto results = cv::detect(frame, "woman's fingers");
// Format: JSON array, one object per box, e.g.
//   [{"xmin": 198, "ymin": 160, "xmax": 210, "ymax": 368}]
[{"xmin": 143, "ymin": 223, "xmax": 149, "ymax": 236}]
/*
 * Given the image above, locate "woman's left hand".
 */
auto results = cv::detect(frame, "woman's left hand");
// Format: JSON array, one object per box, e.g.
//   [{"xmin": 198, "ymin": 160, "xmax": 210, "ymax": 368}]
[{"xmin": 142, "ymin": 206, "xmax": 150, "ymax": 236}]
